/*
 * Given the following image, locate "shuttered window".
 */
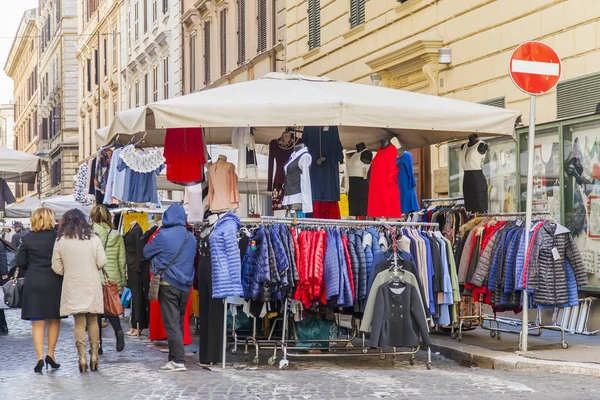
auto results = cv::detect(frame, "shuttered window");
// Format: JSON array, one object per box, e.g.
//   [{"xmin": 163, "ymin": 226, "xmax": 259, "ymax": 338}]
[
  {"xmin": 163, "ymin": 57, "xmax": 169, "ymax": 98},
  {"xmin": 479, "ymin": 96, "xmax": 506, "ymax": 108},
  {"xmin": 189, "ymin": 33, "xmax": 196, "ymax": 92},
  {"xmin": 350, "ymin": 0, "xmax": 365, "ymax": 29},
  {"xmin": 220, "ymin": 9, "xmax": 227, "ymax": 77},
  {"xmin": 557, "ymin": 72, "xmax": 600, "ymax": 119},
  {"xmin": 257, "ymin": 0, "xmax": 267, "ymax": 53},
  {"xmin": 308, "ymin": 0, "xmax": 321, "ymax": 50},
  {"xmin": 238, "ymin": 0, "xmax": 246, "ymax": 65},
  {"xmin": 204, "ymin": 21, "xmax": 211, "ymax": 84}
]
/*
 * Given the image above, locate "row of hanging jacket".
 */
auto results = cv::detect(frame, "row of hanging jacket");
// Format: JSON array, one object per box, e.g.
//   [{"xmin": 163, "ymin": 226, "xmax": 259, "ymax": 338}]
[
  {"xmin": 405, "ymin": 205, "xmax": 470, "ymax": 246},
  {"xmin": 456, "ymin": 218, "xmax": 588, "ymax": 311},
  {"xmin": 211, "ymin": 215, "xmax": 461, "ymax": 330}
]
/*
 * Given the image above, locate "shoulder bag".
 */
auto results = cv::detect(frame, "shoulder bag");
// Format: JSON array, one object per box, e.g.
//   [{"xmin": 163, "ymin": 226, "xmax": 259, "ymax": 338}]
[
  {"xmin": 148, "ymin": 232, "xmax": 190, "ymax": 301},
  {"xmin": 2, "ymin": 267, "xmax": 24, "ymax": 309},
  {"xmin": 100, "ymin": 228, "xmax": 125, "ymax": 316}
]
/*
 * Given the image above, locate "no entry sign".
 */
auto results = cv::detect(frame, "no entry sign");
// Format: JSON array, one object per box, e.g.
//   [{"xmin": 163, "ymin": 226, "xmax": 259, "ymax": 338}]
[{"xmin": 509, "ymin": 41, "xmax": 561, "ymax": 95}]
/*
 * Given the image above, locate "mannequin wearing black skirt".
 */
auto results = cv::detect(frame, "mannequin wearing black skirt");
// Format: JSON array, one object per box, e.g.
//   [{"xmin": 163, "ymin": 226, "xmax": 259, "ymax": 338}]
[
  {"xmin": 197, "ymin": 228, "xmax": 224, "ymax": 365},
  {"xmin": 124, "ymin": 222, "xmax": 150, "ymax": 336}
]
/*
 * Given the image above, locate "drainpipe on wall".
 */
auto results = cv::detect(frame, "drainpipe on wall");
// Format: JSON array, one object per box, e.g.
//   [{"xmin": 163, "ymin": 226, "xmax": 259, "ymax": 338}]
[{"xmin": 271, "ymin": 0, "xmax": 277, "ymax": 72}]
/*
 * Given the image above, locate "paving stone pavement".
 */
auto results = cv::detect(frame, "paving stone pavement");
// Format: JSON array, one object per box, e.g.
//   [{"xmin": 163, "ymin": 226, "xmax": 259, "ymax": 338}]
[{"xmin": 1, "ymin": 311, "xmax": 600, "ymax": 400}]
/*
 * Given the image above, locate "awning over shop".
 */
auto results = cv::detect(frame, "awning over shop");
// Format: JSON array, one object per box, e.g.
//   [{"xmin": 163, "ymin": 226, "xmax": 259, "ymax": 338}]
[
  {"xmin": 0, "ymin": 147, "xmax": 40, "ymax": 183},
  {"xmin": 97, "ymin": 72, "xmax": 522, "ymax": 150},
  {"xmin": 6, "ymin": 195, "xmax": 92, "ymax": 219}
]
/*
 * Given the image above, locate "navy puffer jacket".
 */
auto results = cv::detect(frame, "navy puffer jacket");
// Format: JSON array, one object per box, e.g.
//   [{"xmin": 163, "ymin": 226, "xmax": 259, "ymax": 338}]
[
  {"xmin": 241, "ymin": 224, "xmax": 270, "ymax": 300},
  {"xmin": 323, "ymin": 227, "xmax": 340, "ymax": 302},
  {"xmin": 347, "ymin": 231, "xmax": 359, "ymax": 298},
  {"xmin": 353, "ymin": 231, "xmax": 367, "ymax": 302}
]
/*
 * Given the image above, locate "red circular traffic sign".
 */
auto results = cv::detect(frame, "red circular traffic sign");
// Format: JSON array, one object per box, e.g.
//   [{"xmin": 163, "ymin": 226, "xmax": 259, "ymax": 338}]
[{"xmin": 509, "ymin": 41, "xmax": 561, "ymax": 95}]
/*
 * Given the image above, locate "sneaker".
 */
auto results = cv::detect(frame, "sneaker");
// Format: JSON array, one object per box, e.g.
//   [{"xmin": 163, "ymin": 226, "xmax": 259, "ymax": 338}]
[{"xmin": 159, "ymin": 361, "xmax": 187, "ymax": 372}]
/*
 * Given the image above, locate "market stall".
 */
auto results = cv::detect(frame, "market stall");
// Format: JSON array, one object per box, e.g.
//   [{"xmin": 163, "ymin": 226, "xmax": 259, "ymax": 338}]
[
  {"xmin": 0, "ymin": 147, "xmax": 40, "ymax": 183},
  {"xmin": 94, "ymin": 72, "xmax": 528, "ymax": 370}
]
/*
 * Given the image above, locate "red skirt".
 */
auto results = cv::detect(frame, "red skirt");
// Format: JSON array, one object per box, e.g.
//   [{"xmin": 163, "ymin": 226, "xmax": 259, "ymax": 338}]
[{"xmin": 148, "ymin": 285, "xmax": 194, "ymax": 345}]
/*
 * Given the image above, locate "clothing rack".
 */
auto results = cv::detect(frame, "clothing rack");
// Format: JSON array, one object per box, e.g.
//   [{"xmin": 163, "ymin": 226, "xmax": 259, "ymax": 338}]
[
  {"xmin": 451, "ymin": 212, "xmax": 568, "ymax": 351},
  {"xmin": 422, "ymin": 197, "xmax": 464, "ymax": 204},
  {"xmin": 218, "ymin": 216, "xmax": 437, "ymax": 370},
  {"xmin": 240, "ymin": 216, "xmax": 439, "ymax": 229}
]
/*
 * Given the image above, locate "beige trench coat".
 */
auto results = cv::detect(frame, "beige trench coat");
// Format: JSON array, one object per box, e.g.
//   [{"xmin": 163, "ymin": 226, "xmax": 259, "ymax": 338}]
[{"xmin": 51, "ymin": 236, "xmax": 107, "ymax": 317}]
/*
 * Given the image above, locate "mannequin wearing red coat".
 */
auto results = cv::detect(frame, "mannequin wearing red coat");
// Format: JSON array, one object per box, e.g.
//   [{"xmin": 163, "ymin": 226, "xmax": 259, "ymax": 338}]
[{"xmin": 367, "ymin": 143, "xmax": 402, "ymax": 218}]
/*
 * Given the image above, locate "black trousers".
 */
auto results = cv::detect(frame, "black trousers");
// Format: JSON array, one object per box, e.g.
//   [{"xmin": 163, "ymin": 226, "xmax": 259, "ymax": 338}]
[
  {"xmin": 98, "ymin": 315, "xmax": 122, "ymax": 348},
  {"xmin": 0, "ymin": 310, "xmax": 6, "ymax": 329},
  {"xmin": 198, "ymin": 256, "xmax": 224, "ymax": 364},
  {"xmin": 159, "ymin": 285, "xmax": 189, "ymax": 365},
  {"xmin": 128, "ymin": 266, "xmax": 149, "ymax": 330}
]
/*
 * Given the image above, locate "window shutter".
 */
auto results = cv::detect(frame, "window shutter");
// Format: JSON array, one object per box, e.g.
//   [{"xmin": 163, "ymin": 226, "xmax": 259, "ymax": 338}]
[
  {"xmin": 204, "ymin": 21, "xmax": 211, "ymax": 84},
  {"xmin": 479, "ymin": 96, "xmax": 506, "ymax": 108},
  {"xmin": 220, "ymin": 9, "xmax": 227, "ymax": 77},
  {"xmin": 557, "ymin": 72, "xmax": 600, "ymax": 119},
  {"xmin": 238, "ymin": 0, "xmax": 246, "ymax": 65},
  {"xmin": 308, "ymin": 0, "xmax": 321, "ymax": 50},
  {"xmin": 257, "ymin": 0, "xmax": 267, "ymax": 53}
]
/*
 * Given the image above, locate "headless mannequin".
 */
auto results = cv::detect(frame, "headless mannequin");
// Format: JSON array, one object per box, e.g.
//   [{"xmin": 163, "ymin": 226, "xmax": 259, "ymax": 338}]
[
  {"xmin": 380, "ymin": 137, "xmax": 392, "ymax": 149},
  {"xmin": 356, "ymin": 142, "xmax": 373, "ymax": 164},
  {"xmin": 461, "ymin": 133, "xmax": 488, "ymax": 155}
]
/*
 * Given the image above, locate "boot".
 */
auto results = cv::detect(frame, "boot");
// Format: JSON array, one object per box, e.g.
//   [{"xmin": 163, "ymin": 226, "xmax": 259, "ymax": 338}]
[
  {"xmin": 77, "ymin": 343, "xmax": 88, "ymax": 373},
  {"xmin": 90, "ymin": 341, "xmax": 100, "ymax": 371}
]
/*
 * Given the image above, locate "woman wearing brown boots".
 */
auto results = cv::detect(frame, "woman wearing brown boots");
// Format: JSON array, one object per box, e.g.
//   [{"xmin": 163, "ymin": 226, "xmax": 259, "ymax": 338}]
[{"xmin": 52, "ymin": 209, "xmax": 107, "ymax": 372}]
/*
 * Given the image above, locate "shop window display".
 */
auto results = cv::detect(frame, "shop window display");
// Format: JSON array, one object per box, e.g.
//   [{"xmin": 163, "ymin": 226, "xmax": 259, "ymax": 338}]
[
  {"xmin": 448, "ymin": 137, "xmax": 518, "ymax": 213},
  {"xmin": 563, "ymin": 122, "xmax": 600, "ymax": 288},
  {"xmin": 519, "ymin": 128, "xmax": 560, "ymax": 222}
]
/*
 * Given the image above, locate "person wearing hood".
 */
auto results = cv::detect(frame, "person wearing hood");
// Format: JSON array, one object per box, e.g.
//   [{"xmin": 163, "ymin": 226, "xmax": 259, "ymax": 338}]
[{"xmin": 143, "ymin": 203, "xmax": 196, "ymax": 372}]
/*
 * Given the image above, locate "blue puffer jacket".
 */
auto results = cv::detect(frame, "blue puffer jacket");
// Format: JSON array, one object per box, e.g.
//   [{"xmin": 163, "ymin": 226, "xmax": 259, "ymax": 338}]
[
  {"xmin": 323, "ymin": 227, "xmax": 340, "ymax": 301},
  {"xmin": 143, "ymin": 203, "xmax": 196, "ymax": 292},
  {"xmin": 347, "ymin": 231, "xmax": 359, "ymax": 298},
  {"xmin": 363, "ymin": 232, "xmax": 374, "ymax": 285},
  {"xmin": 269, "ymin": 224, "xmax": 289, "ymax": 291},
  {"xmin": 487, "ymin": 227, "xmax": 513, "ymax": 292},
  {"xmin": 353, "ymin": 231, "xmax": 367, "ymax": 302},
  {"xmin": 501, "ymin": 229, "xmax": 522, "ymax": 306},
  {"xmin": 208, "ymin": 212, "xmax": 244, "ymax": 299},
  {"xmin": 241, "ymin": 224, "xmax": 270, "ymax": 300},
  {"xmin": 515, "ymin": 222, "xmax": 544, "ymax": 291},
  {"xmin": 335, "ymin": 229, "xmax": 353, "ymax": 307},
  {"xmin": 368, "ymin": 227, "xmax": 382, "ymax": 260}
]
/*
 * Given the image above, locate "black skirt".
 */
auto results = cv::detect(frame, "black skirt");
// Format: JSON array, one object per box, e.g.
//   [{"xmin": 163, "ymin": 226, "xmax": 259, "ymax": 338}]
[
  {"xmin": 21, "ymin": 266, "xmax": 63, "ymax": 320},
  {"xmin": 348, "ymin": 177, "xmax": 369, "ymax": 217},
  {"xmin": 463, "ymin": 170, "xmax": 488, "ymax": 213}
]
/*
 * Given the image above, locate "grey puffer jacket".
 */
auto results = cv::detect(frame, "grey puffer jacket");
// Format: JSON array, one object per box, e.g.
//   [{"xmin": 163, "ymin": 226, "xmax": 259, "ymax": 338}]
[
  {"xmin": 469, "ymin": 224, "xmax": 507, "ymax": 288},
  {"xmin": 527, "ymin": 222, "xmax": 587, "ymax": 306}
]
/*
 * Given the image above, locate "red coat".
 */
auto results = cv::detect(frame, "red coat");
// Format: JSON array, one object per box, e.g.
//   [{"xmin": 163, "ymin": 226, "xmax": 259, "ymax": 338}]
[
  {"xmin": 367, "ymin": 145, "xmax": 402, "ymax": 218},
  {"xmin": 341, "ymin": 234, "xmax": 355, "ymax": 301},
  {"xmin": 164, "ymin": 128, "xmax": 206, "ymax": 184},
  {"xmin": 294, "ymin": 230, "xmax": 328, "ymax": 309}
]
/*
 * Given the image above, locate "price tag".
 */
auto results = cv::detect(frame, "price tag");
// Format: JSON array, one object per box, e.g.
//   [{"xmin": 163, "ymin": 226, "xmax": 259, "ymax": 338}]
[
  {"xmin": 516, "ymin": 220, "xmax": 523, "ymax": 226},
  {"xmin": 552, "ymin": 247, "xmax": 561, "ymax": 261},
  {"xmin": 323, "ymin": 126, "xmax": 330, "ymax": 131}
]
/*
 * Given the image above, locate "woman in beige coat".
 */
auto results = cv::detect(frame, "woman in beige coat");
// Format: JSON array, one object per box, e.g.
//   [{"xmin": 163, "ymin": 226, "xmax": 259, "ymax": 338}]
[{"xmin": 52, "ymin": 209, "xmax": 107, "ymax": 373}]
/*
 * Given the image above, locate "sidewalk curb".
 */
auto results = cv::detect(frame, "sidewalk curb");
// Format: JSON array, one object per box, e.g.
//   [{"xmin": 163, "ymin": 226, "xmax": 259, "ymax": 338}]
[{"xmin": 430, "ymin": 339, "xmax": 600, "ymax": 378}]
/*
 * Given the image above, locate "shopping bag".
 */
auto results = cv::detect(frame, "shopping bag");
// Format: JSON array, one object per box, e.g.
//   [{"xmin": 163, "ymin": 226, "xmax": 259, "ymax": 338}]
[{"xmin": 101, "ymin": 269, "xmax": 124, "ymax": 316}]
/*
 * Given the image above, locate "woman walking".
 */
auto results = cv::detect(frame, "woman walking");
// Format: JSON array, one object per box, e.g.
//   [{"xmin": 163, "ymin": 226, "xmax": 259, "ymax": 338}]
[
  {"xmin": 18, "ymin": 208, "xmax": 63, "ymax": 373},
  {"xmin": 91, "ymin": 205, "xmax": 126, "ymax": 353},
  {"xmin": 52, "ymin": 209, "xmax": 107, "ymax": 372}
]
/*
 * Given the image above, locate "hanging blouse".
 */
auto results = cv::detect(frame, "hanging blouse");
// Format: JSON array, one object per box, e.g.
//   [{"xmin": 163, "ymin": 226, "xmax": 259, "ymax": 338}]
[
  {"xmin": 120, "ymin": 145, "xmax": 166, "ymax": 173},
  {"xmin": 164, "ymin": 127, "xmax": 206, "ymax": 185}
]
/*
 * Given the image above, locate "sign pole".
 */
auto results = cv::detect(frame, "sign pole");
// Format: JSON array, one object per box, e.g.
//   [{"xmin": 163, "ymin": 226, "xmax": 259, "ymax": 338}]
[{"xmin": 521, "ymin": 94, "xmax": 536, "ymax": 353}]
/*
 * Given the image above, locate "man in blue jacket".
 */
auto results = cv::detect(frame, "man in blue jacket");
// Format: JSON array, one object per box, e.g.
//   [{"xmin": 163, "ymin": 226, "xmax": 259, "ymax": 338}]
[{"xmin": 143, "ymin": 203, "xmax": 196, "ymax": 372}]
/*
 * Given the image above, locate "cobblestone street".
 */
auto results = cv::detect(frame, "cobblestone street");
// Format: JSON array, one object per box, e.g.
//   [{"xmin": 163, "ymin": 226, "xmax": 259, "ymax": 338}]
[{"xmin": 0, "ymin": 311, "xmax": 599, "ymax": 399}]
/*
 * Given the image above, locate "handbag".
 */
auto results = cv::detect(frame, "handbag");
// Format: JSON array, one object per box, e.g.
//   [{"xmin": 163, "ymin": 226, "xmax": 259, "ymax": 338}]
[
  {"xmin": 2, "ymin": 268, "xmax": 24, "ymax": 309},
  {"xmin": 148, "ymin": 233, "xmax": 189, "ymax": 301},
  {"xmin": 99, "ymin": 227, "xmax": 124, "ymax": 316},
  {"xmin": 101, "ymin": 268, "xmax": 124, "ymax": 316}
]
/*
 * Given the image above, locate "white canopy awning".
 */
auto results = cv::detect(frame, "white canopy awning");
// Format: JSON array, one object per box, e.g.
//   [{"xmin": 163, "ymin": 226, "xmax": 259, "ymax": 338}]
[
  {"xmin": 6, "ymin": 195, "xmax": 92, "ymax": 219},
  {"xmin": 98, "ymin": 72, "xmax": 521, "ymax": 150},
  {"xmin": 0, "ymin": 147, "xmax": 40, "ymax": 183}
]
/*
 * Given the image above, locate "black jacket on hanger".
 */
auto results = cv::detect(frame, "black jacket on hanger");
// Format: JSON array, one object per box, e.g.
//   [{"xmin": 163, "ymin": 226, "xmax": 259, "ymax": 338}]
[{"xmin": 370, "ymin": 282, "xmax": 431, "ymax": 348}]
